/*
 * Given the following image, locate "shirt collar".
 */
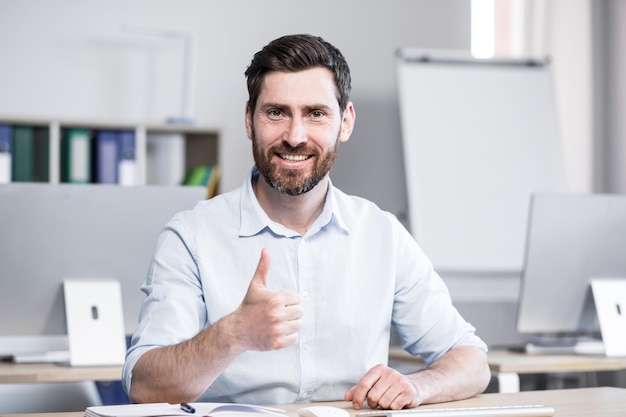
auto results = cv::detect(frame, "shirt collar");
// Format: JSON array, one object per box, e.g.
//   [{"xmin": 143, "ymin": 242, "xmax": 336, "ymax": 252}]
[{"xmin": 239, "ymin": 166, "xmax": 349, "ymax": 238}]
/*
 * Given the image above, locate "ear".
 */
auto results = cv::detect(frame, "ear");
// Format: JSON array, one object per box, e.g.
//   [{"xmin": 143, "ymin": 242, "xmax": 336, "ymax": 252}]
[
  {"xmin": 339, "ymin": 101, "xmax": 355, "ymax": 143},
  {"xmin": 245, "ymin": 101, "xmax": 254, "ymax": 140}
]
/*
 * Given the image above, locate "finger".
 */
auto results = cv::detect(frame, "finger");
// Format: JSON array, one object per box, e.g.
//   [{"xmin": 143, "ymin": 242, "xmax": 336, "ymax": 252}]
[
  {"xmin": 364, "ymin": 370, "xmax": 396, "ymax": 409},
  {"xmin": 383, "ymin": 380, "xmax": 419, "ymax": 410},
  {"xmin": 251, "ymin": 248, "xmax": 270, "ymax": 288},
  {"xmin": 366, "ymin": 369, "xmax": 418, "ymax": 410},
  {"xmin": 349, "ymin": 366, "xmax": 384, "ymax": 409},
  {"xmin": 279, "ymin": 290, "xmax": 303, "ymax": 308},
  {"xmin": 281, "ymin": 312, "xmax": 303, "ymax": 333},
  {"xmin": 369, "ymin": 381, "xmax": 401, "ymax": 410},
  {"xmin": 344, "ymin": 386, "xmax": 357, "ymax": 403}
]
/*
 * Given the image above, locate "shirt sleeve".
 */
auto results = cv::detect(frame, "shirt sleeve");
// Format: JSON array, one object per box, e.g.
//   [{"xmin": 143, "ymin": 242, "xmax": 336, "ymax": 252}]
[
  {"xmin": 122, "ymin": 212, "xmax": 206, "ymax": 395},
  {"xmin": 390, "ymin": 218, "xmax": 488, "ymax": 366}
]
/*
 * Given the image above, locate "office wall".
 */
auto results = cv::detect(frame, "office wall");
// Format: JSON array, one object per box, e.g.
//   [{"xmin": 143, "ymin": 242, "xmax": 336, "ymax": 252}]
[
  {"xmin": 0, "ymin": 0, "xmax": 470, "ymax": 221},
  {"xmin": 2, "ymin": 1, "xmax": 624, "ymax": 348},
  {"xmin": 543, "ymin": 0, "xmax": 594, "ymax": 194},
  {"xmin": 606, "ymin": 0, "xmax": 626, "ymax": 193}
]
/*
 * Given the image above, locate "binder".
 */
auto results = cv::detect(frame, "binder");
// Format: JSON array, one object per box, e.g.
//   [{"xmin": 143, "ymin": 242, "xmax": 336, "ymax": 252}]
[
  {"xmin": 182, "ymin": 165, "xmax": 220, "ymax": 198},
  {"xmin": 206, "ymin": 164, "xmax": 220, "ymax": 198},
  {"xmin": 0, "ymin": 124, "xmax": 11, "ymax": 184},
  {"xmin": 61, "ymin": 128, "xmax": 92, "ymax": 183},
  {"xmin": 93, "ymin": 130, "xmax": 119, "ymax": 184},
  {"xmin": 117, "ymin": 130, "xmax": 136, "ymax": 186},
  {"xmin": 11, "ymin": 125, "xmax": 35, "ymax": 182},
  {"xmin": 93, "ymin": 130, "xmax": 136, "ymax": 185},
  {"xmin": 146, "ymin": 133, "xmax": 185, "ymax": 185},
  {"xmin": 32, "ymin": 127, "xmax": 50, "ymax": 182},
  {"xmin": 182, "ymin": 165, "xmax": 210, "ymax": 186}
]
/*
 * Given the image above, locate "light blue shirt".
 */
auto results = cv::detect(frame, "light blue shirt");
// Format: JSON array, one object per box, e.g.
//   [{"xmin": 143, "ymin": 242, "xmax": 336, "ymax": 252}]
[{"xmin": 123, "ymin": 167, "xmax": 486, "ymax": 404}]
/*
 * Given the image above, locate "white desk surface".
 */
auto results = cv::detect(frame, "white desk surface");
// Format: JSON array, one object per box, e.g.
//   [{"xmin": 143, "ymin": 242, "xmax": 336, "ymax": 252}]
[
  {"xmin": 5, "ymin": 349, "xmax": 626, "ymax": 385},
  {"xmin": 389, "ymin": 347, "xmax": 626, "ymax": 374},
  {"xmin": 0, "ymin": 361, "xmax": 122, "ymax": 383}
]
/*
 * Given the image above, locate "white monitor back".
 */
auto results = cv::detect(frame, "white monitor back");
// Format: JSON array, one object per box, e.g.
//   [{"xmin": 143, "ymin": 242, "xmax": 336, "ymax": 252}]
[
  {"xmin": 0, "ymin": 183, "xmax": 206, "ymax": 355},
  {"xmin": 516, "ymin": 193, "xmax": 626, "ymax": 335}
]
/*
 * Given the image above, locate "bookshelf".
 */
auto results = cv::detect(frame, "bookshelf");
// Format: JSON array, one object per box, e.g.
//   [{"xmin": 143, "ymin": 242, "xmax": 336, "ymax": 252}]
[{"xmin": 0, "ymin": 115, "xmax": 220, "ymax": 193}]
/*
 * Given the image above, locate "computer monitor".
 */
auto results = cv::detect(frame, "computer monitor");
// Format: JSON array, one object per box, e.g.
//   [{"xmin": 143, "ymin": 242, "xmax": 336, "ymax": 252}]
[
  {"xmin": 0, "ymin": 183, "xmax": 206, "ymax": 356},
  {"xmin": 516, "ymin": 193, "xmax": 626, "ymax": 343}
]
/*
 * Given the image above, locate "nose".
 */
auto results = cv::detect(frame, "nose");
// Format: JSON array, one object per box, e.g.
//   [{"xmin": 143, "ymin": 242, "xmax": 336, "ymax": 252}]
[{"xmin": 283, "ymin": 118, "xmax": 307, "ymax": 147}]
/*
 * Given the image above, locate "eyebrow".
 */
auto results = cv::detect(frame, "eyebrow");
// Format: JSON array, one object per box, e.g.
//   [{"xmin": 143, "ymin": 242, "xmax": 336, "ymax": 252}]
[{"xmin": 258, "ymin": 102, "xmax": 334, "ymax": 114}]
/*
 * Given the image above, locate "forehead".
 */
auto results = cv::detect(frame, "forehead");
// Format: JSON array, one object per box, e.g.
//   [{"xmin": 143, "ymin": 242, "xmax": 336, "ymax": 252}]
[{"xmin": 258, "ymin": 67, "xmax": 339, "ymax": 108}]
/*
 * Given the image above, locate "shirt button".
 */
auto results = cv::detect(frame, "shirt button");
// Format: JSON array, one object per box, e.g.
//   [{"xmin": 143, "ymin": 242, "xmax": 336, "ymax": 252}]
[
  {"xmin": 303, "ymin": 343, "xmax": 309, "ymax": 351},
  {"xmin": 302, "ymin": 289, "xmax": 309, "ymax": 297}
]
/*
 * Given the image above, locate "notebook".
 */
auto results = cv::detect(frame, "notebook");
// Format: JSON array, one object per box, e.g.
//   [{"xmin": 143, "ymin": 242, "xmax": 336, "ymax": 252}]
[
  {"xmin": 85, "ymin": 402, "xmax": 286, "ymax": 417},
  {"xmin": 63, "ymin": 279, "xmax": 127, "ymax": 366}
]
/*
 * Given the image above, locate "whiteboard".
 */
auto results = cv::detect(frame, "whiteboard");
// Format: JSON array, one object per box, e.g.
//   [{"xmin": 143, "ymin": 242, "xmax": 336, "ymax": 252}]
[{"xmin": 396, "ymin": 49, "xmax": 567, "ymax": 272}]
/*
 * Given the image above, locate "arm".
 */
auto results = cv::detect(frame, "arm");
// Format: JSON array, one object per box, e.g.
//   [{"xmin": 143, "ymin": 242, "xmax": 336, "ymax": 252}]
[
  {"xmin": 345, "ymin": 345, "xmax": 490, "ymax": 410},
  {"xmin": 129, "ymin": 249, "xmax": 303, "ymax": 403}
]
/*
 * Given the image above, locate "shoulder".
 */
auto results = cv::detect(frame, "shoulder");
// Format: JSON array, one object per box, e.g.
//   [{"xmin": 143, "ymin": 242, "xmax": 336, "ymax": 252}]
[
  {"xmin": 167, "ymin": 187, "xmax": 242, "ymax": 227},
  {"xmin": 332, "ymin": 186, "xmax": 400, "ymax": 226}
]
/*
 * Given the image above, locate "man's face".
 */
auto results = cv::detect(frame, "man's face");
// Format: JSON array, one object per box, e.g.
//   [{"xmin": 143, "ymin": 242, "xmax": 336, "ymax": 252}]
[{"xmin": 246, "ymin": 67, "xmax": 353, "ymax": 196}]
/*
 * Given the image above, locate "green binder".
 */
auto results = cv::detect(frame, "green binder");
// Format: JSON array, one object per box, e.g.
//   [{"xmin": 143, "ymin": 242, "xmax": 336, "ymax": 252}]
[
  {"xmin": 12, "ymin": 126, "xmax": 35, "ymax": 182},
  {"xmin": 61, "ymin": 128, "xmax": 92, "ymax": 183}
]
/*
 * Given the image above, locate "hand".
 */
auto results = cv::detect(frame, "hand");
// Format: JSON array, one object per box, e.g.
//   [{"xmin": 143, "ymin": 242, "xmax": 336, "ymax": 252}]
[
  {"xmin": 345, "ymin": 364, "xmax": 421, "ymax": 410},
  {"xmin": 235, "ymin": 248, "xmax": 303, "ymax": 351}
]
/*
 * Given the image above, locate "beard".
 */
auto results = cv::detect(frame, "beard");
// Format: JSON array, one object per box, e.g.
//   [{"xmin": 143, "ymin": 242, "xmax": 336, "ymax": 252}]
[{"xmin": 251, "ymin": 129, "xmax": 340, "ymax": 196}]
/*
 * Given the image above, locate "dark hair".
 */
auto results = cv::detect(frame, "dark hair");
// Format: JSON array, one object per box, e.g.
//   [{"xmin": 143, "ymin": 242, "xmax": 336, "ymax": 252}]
[{"xmin": 245, "ymin": 34, "xmax": 352, "ymax": 114}]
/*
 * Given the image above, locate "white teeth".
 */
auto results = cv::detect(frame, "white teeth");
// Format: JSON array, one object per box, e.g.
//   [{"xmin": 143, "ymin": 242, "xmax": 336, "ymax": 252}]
[{"xmin": 280, "ymin": 154, "xmax": 308, "ymax": 162}]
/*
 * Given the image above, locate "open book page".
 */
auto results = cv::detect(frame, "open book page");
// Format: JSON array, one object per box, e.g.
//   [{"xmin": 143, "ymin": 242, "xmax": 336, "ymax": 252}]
[{"xmin": 85, "ymin": 402, "xmax": 286, "ymax": 417}]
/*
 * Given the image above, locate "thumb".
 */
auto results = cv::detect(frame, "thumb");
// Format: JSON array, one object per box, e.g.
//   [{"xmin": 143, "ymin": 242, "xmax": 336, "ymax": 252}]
[{"xmin": 251, "ymin": 248, "xmax": 270, "ymax": 288}]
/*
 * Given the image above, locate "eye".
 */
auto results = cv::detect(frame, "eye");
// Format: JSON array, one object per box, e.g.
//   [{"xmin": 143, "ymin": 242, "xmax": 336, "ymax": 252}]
[
  {"xmin": 311, "ymin": 110, "xmax": 324, "ymax": 118},
  {"xmin": 267, "ymin": 109, "xmax": 283, "ymax": 119}
]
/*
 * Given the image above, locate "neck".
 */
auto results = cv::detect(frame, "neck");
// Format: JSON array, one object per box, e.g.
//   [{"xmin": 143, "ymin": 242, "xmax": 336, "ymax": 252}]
[{"xmin": 253, "ymin": 175, "xmax": 328, "ymax": 235}]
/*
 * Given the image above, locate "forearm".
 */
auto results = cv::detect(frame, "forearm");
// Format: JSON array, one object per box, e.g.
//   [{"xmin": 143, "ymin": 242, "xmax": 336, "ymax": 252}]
[
  {"xmin": 129, "ymin": 314, "xmax": 244, "ymax": 404},
  {"xmin": 408, "ymin": 345, "xmax": 490, "ymax": 405},
  {"xmin": 129, "ymin": 249, "xmax": 302, "ymax": 403}
]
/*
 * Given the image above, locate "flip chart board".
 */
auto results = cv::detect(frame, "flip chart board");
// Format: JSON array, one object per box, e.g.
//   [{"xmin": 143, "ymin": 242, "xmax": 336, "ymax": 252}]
[{"xmin": 396, "ymin": 49, "xmax": 567, "ymax": 272}]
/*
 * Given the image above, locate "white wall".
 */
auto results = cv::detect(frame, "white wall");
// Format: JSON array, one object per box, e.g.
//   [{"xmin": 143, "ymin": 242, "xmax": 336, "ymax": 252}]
[{"xmin": 0, "ymin": 0, "xmax": 470, "ymax": 221}]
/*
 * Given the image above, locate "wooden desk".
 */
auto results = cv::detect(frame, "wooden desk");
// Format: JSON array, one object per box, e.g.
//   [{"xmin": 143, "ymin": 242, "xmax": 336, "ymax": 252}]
[
  {"xmin": 487, "ymin": 350, "xmax": 626, "ymax": 374},
  {"xmin": 389, "ymin": 347, "xmax": 626, "ymax": 393},
  {"xmin": 487, "ymin": 350, "xmax": 626, "ymax": 392},
  {"xmin": 1, "ymin": 387, "xmax": 625, "ymax": 417},
  {"xmin": 0, "ymin": 362, "xmax": 122, "ymax": 383}
]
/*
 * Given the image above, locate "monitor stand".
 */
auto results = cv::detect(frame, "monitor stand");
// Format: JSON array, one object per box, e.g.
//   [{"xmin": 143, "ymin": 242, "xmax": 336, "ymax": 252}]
[
  {"xmin": 590, "ymin": 278, "xmax": 626, "ymax": 357},
  {"xmin": 524, "ymin": 279, "xmax": 626, "ymax": 356},
  {"xmin": 6, "ymin": 350, "xmax": 70, "ymax": 364},
  {"xmin": 524, "ymin": 334, "xmax": 605, "ymax": 355},
  {"xmin": 0, "ymin": 335, "xmax": 70, "ymax": 363}
]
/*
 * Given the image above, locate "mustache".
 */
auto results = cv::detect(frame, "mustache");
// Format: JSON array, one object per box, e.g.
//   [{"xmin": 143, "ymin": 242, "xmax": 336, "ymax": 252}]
[{"xmin": 270, "ymin": 142, "xmax": 317, "ymax": 155}]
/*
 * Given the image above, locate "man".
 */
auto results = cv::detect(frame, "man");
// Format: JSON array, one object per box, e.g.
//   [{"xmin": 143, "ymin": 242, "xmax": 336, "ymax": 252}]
[{"xmin": 123, "ymin": 34, "xmax": 490, "ymax": 410}]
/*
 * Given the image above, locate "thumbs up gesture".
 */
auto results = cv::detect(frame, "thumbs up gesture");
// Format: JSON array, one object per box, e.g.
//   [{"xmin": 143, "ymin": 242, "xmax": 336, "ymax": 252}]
[{"xmin": 234, "ymin": 248, "xmax": 303, "ymax": 351}]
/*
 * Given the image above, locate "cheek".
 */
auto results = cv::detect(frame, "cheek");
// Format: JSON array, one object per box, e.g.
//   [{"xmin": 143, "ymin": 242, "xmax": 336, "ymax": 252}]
[{"xmin": 253, "ymin": 119, "xmax": 283, "ymax": 140}]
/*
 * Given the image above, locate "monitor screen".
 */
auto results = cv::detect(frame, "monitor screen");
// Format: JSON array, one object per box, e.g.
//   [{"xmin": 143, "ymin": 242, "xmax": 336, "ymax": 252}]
[
  {"xmin": 0, "ymin": 183, "xmax": 206, "ymax": 355},
  {"xmin": 516, "ymin": 193, "xmax": 626, "ymax": 337}
]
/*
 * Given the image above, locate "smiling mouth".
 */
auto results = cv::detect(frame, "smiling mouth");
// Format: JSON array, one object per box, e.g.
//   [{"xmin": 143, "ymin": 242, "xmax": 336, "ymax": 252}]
[{"xmin": 278, "ymin": 153, "xmax": 311, "ymax": 162}]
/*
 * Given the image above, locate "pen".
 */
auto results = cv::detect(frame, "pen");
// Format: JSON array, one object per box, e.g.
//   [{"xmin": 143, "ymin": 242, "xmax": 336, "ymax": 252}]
[{"xmin": 180, "ymin": 403, "xmax": 196, "ymax": 414}]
